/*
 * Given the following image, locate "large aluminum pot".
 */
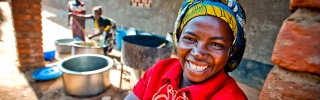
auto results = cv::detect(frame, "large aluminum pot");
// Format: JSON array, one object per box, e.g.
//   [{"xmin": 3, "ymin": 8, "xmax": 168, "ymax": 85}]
[
  {"xmin": 55, "ymin": 38, "xmax": 74, "ymax": 54},
  {"xmin": 72, "ymin": 42, "xmax": 103, "ymax": 55},
  {"xmin": 58, "ymin": 54, "xmax": 113, "ymax": 97},
  {"xmin": 121, "ymin": 35, "xmax": 173, "ymax": 71}
]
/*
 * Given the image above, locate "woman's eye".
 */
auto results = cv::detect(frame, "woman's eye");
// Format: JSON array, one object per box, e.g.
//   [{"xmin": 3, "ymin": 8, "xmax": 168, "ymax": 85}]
[
  {"xmin": 208, "ymin": 43, "xmax": 224, "ymax": 49},
  {"xmin": 183, "ymin": 37, "xmax": 196, "ymax": 42}
]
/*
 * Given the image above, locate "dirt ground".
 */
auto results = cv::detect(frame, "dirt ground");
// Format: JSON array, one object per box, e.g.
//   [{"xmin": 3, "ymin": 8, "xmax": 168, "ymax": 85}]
[
  {"xmin": 0, "ymin": 2, "xmax": 38, "ymax": 100},
  {"xmin": 0, "ymin": 2, "xmax": 130, "ymax": 100},
  {"xmin": 21, "ymin": 67, "xmax": 131, "ymax": 100}
]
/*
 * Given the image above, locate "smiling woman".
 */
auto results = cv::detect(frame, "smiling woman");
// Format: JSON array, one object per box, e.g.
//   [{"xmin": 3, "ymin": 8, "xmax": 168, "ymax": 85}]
[
  {"xmin": 178, "ymin": 16, "xmax": 234, "ymax": 84},
  {"xmin": 125, "ymin": 0, "xmax": 247, "ymax": 100}
]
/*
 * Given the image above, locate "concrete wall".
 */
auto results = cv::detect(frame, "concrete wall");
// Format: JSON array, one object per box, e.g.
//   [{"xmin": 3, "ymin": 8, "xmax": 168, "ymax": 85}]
[
  {"xmin": 239, "ymin": 0, "xmax": 291, "ymax": 65},
  {"xmin": 42, "ymin": 0, "xmax": 291, "ymax": 91},
  {"xmin": 230, "ymin": 0, "xmax": 291, "ymax": 91},
  {"xmin": 42, "ymin": 0, "xmax": 183, "ymax": 37}
]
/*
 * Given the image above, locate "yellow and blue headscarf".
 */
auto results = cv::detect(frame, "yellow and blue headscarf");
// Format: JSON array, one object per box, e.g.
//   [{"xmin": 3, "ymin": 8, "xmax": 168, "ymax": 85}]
[{"xmin": 173, "ymin": 0, "xmax": 246, "ymax": 72}]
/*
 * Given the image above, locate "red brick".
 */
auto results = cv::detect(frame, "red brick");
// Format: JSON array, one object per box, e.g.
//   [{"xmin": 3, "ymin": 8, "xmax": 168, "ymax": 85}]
[
  {"xmin": 18, "ymin": 49, "xmax": 34, "ymax": 54},
  {"xmin": 17, "ymin": 44, "xmax": 26, "ymax": 49},
  {"xmin": 138, "ymin": 3, "xmax": 144, "ymax": 7},
  {"xmin": 19, "ymin": 58, "xmax": 36, "ymax": 64},
  {"xmin": 12, "ymin": 9, "xmax": 25, "ymax": 14},
  {"xmin": 25, "ymin": 9, "xmax": 33, "ymax": 14},
  {"xmin": 290, "ymin": 0, "xmax": 320, "ymax": 11},
  {"xmin": 31, "ymin": 4, "xmax": 41, "ymax": 9},
  {"xmin": 15, "ymin": 33, "xmax": 26, "ymax": 38},
  {"xmin": 144, "ymin": 3, "xmax": 151, "ymax": 8},
  {"xmin": 133, "ymin": 0, "xmax": 140, "ymax": 2},
  {"xmin": 142, "ymin": 0, "xmax": 148, "ymax": 3},
  {"xmin": 18, "ymin": 54, "xmax": 28, "ymax": 58},
  {"xmin": 32, "ymin": 9, "xmax": 41, "ymax": 14},
  {"xmin": 11, "ymin": 2, "xmax": 29, "ymax": 8},
  {"xmin": 30, "ymin": 43, "xmax": 42, "ymax": 48},
  {"xmin": 35, "ymin": 57, "xmax": 45, "ymax": 61},
  {"xmin": 29, "ymin": 32, "xmax": 42, "ymax": 38},
  {"xmin": 37, "ymin": 48, "xmax": 43, "ymax": 53},
  {"xmin": 26, "ymin": 9, "xmax": 41, "ymax": 14},
  {"xmin": 28, "ymin": 0, "xmax": 41, "ymax": 3},
  {"xmin": 13, "ymin": 14, "xmax": 31, "ymax": 20},
  {"xmin": 34, "ymin": 38, "xmax": 42, "ymax": 43},
  {"xmin": 131, "ymin": 2, "xmax": 138, "ymax": 7},
  {"xmin": 14, "ymin": 25, "xmax": 32, "ymax": 31},
  {"xmin": 29, "ymin": 53, "xmax": 42, "ymax": 57},
  {"xmin": 24, "ymin": 20, "xmax": 41, "ymax": 26},
  {"xmin": 33, "ymin": 15, "xmax": 41, "ymax": 20},
  {"xmin": 34, "ymin": 26, "xmax": 42, "ymax": 32},
  {"xmin": 272, "ymin": 8, "xmax": 320, "ymax": 75},
  {"xmin": 14, "ymin": 21, "xmax": 24, "ymax": 26},
  {"xmin": 16, "ymin": 38, "xmax": 31, "ymax": 43},
  {"xmin": 260, "ymin": 66, "xmax": 320, "ymax": 99},
  {"xmin": 11, "ymin": 0, "xmax": 28, "ymax": 2}
]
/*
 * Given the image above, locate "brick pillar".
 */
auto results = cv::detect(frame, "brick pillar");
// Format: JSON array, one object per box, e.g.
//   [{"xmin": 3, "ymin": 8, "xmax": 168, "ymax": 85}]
[
  {"xmin": 11, "ymin": 0, "xmax": 45, "ymax": 69},
  {"xmin": 260, "ymin": 0, "xmax": 320, "ymax": 99}
]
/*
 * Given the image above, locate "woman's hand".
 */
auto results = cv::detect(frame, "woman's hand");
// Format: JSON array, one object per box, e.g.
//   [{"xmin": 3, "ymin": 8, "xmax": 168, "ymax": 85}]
[
  {"xmin": 88, "ymin": 34, "xmax": 94, "ymax": 39},
  {"xmin": 68, "ymin": 12, "xmax": 76, "ymax": 18},
  {"xmin": 68, "ymin": 12, "xmax": 73, "ymax": 15}
]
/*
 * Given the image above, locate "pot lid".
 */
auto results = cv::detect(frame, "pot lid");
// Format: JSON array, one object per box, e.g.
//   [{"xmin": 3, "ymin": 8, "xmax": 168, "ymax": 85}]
[{"xmin": 32, "ymin": 65, "xmax": 62, "ymax": 81}]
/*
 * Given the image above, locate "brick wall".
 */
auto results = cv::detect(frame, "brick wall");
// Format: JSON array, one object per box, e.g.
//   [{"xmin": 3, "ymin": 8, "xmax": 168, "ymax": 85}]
[
  {"xmin": 131, "ymin": 0, "xmax": 152, "ymax": 8},
  {"xmin": 260, "ymin": 0, "xmax": 320, "ymax": 99},
  {"xmin": 11, "ymin": 0, "xmax": 45, "ymax": 69}
]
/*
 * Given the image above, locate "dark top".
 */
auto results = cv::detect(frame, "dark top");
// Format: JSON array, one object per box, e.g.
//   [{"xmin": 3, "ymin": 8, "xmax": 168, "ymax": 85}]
[{"xmin": 91, "ymin": 15, "xmax": 112, "ymax": 31}]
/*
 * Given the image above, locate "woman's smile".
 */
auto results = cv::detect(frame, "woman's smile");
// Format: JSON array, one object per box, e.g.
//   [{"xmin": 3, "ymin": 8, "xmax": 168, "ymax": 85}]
[{"xmin": 187, "ymin": 61, "xmax": 209, "ymax": 73}]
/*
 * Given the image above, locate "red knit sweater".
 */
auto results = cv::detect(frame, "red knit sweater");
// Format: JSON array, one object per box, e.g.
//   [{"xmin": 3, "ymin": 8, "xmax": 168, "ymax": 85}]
[{"xmin": 132, "ymin": 58, "xmax": 247, "ymax": 100}]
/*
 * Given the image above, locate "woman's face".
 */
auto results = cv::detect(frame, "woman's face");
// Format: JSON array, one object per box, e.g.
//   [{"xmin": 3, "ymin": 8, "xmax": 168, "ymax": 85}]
[
  {"xmin": 177, "ymin": 16, "xmax": 234, "ymax": 83},
  {"xmin": 93, "ymin": 10, "xmax": 101, "ymax": 19}
]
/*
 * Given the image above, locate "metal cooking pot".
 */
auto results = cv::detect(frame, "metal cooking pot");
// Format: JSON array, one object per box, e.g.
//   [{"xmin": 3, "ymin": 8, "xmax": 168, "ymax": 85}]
[
  {"xmin": 55, "ymin": 38, "xmax": 74, "ymax": 54},
  {"xmin": 71, "ymin": 42, "xmax": 104, "ymax": 55},
  {"xmin": 121, "ymin": 35, "xmax": 173, "ymax": 71},
  {"xmin": 58, "ymin": 54, "xmax": 113, "ymax": 97}
]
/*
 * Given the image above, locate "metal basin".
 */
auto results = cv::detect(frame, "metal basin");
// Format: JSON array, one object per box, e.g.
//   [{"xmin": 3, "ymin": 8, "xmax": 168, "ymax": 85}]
[
  {"xmin": 72, "ymin": 42, "xmax": 103, "ymax": 55},
  {"xmin": 121, "ymin": 35, "xmax": 173, "ymax": 71},
  {"xmin": 58, "ymin": 54, "xmax": 113, "ymax": 97},
  {"xmin": 55, "ymin": 38, "xmax": 74, "ymax": 54}
]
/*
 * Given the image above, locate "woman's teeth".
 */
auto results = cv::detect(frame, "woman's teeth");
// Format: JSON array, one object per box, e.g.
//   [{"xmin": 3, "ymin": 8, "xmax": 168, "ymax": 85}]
[{"xmin": 188, "ymin": 62, "xmax": 208, "ymax": 72}]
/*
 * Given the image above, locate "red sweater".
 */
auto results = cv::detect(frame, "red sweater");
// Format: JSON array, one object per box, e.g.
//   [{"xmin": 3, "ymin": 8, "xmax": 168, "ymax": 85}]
[{"xmin": 132, "ymin": 58, "xmax": 247, "ymax": 100}]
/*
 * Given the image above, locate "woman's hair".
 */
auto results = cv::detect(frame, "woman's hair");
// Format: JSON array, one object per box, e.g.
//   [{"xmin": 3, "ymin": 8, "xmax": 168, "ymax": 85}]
[
  {"xmin": 173, "ymin": 0, "xmax": 246, "ymax": 72},
  {"xmin": 92, "ymin": 6, "xmax": 103, "ymax": 14}
]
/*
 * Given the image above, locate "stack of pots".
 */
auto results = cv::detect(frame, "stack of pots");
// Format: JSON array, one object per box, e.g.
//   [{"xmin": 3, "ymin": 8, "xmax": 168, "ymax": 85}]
[
  {"xmin": 55, "ymin": 38, "xmax": 104, "ymax": 55},
  {"xmin": 55, "ymin": 38, "xmax": 74, "ymax": 54},
  {"xmin": 71, "ymin": 42, "xmax": 103, "ymax": 55}
]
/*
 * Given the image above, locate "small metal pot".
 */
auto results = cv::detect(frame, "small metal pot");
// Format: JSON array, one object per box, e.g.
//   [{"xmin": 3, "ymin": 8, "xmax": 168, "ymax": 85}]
[
  {"xmin": 55, "ymin": 38, "xmax": 74, "ymax": 54},
  {"xmin": 58, "ymin": 54, "xmax": 113, "ymax": 97},
  {"xmin": 71, "ymin": 42, "xmax": 103, "ymax": 55}
]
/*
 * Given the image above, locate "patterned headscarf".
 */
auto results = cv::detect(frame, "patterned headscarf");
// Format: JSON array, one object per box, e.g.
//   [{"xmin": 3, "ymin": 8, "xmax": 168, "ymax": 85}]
[{"xmin": 173, "ymin": 0, "xmax": 246, "ymax": 72}]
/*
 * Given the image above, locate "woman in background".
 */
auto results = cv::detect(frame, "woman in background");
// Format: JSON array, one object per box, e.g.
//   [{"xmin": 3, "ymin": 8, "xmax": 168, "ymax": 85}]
[
  {"xmin": 69, "ymin": 6, "xmax": 116, "ymax": 55},
  {"xmin": 67, "ymin": 0, "xmax": 86, "ymax": 41}
]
